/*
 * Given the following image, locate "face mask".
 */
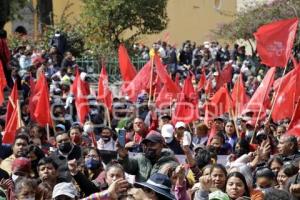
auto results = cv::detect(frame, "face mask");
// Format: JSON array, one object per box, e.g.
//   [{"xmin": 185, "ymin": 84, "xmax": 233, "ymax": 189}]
[
  {"xmin": 102, "ymin": 137, "xmax": 110, "ymax": 142},
  {"xmin": 85, "ymin": 158, "xmax": 101, "ymax": 170},
  {"xmin": 84, "ymin": 125, "xmax": 94, "ymax": 133},
  {"xmin": 71, "ymin": 135, "xmax": 81, "ymax": 144},
  {"xmin": 144, "ymin": 148, "xmax": 157, "ymax": 161},
  {"xmin": 59, "ymin": 142, "xmax": 73, "ymax": 154},
  {"xmin": 164, "ymin": 137, "xmax": 173, "ymax": 144}
]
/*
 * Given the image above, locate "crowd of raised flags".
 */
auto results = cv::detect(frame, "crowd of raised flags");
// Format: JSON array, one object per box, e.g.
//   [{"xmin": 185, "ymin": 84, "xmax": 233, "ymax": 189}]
[{"xmin": 0, "ymin": 17, "xmax": 299, "ymax": 199}]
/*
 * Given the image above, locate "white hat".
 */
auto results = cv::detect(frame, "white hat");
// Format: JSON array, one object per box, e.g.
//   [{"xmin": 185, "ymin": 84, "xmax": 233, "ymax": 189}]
[
  {"xmin": 175, "ymin": 121, "xmax": 186, "ymax": 129},
  {"xmin": 52, "ymin": 182, "xmax": 78, "ymax": 199},
  {"xmin": 161, "ymin": 124, "xmax": 174, "ymax": 138}
]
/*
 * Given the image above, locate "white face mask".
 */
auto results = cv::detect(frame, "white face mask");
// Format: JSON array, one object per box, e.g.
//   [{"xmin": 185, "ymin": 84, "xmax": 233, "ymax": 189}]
[
  {"xmin": 164, "ymin": 137, "xmax": 173, "ymax": 144},
  {"xmin": 83, "ymin": 124, "xmax": 94, "ymax": 133}
]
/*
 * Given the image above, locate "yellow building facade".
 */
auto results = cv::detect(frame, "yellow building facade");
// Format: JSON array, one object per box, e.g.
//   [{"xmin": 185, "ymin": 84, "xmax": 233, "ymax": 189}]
[
  {"xmin": 5, "ymin": 0, "xmax": 237, "ymax": 46},
  {"xmin": 52, "ymin": 0, "xmax": 236, "ymax": 46}
]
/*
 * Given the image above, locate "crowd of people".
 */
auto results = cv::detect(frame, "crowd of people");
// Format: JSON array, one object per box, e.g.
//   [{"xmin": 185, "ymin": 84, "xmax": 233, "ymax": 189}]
[{"xmin": 0, "ymin": 28, "xmax": 299, "ymax": 200}]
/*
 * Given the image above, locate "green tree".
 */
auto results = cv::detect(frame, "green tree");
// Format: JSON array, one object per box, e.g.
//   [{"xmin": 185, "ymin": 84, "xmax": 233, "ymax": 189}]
[
  {"xmin": 212, "ymin": 0, "xmax": 300, "ymax": 53},
  {"xmin": 80, "ymin": 0, "xmax": 168, "ymax": 56},
  {"xmin": 0, "ymin": 0, "xmax": 28, "ymax": 29}
]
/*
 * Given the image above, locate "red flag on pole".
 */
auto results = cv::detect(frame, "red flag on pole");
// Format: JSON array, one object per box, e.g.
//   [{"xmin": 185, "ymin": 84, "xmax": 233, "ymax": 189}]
[
  {"xmin": 172, "ymin": 75, "xmax": 198, "ymax": 124},
  {"xmin": 243, "ymin": 67, "xmax": 276, "ymax": 118},
  {"xmin": 231, "ymin": 74, "xmax": 249, "ymax": 116},
  {"xmin": 118, "ymin": 44, "xmax": 137, "ymax": 88},
  {"xmin": 6, "ymin": 82, "xmax": 18, "ymax": 125},
  {"xmin": 0, "ymin": 60, "xmax": 7, "ymax": 105},
  {"xmin": 34, "ymin": 74, "xmax": 52, "ymax": 126},
  {"xmin": 156, "ymin": 84, "xmax": 178, "ymax": 108},
  {"xmin": 206, "ymin": 84, "xmax": 232, "ymax": 121},
  {"xmin": 97, "ymin": 65, "xmax": 113, "ymax": 110},
  {"xmin": 288, "ymin": 96, "xmax": 300, "ymax": 133},
  {"xmin": 154, "ymin": 55, "xmax": 181, "ymax": 94},
  {"xmin": 272, "ymin": 65, "xmax": 300, "ymax": 121},
  {"xmin": 123, "ymin": 60, "xmax": 152, "ymax": 101},
  {"xmin": 215, "ymin": 62, "xmax": 233, "ymax": 90},
  {"xmin": 197, "ymin": 68, "xmax": 206, "ymax": 91},
  {"xmin": 2, "ymin": 102, "xmax": 22, "ymax": 144},
  {"xmin": 254, "ymin": 18, "xmax": 299, "ymax": 67},
  {"xmin": 72, "ymin": 70, "xmax": 90, "ymax": 124}
]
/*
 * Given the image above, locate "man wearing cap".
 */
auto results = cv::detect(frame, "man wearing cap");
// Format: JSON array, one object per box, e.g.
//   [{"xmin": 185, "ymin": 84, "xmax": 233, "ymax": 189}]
[
  {"xmin": 159, "ymin": 114, "xmax": 172, "ymax": 130},
  {"xmin": 161, "ymin": 124, "xmax": 184, "ymax": 155},
  {"xmin": 118, "ymin": 131, "xmax": 179, "ymax": 182},
  {"xmin": 52, "ymin": 182, "xmax": 79, "ymax": 200}
]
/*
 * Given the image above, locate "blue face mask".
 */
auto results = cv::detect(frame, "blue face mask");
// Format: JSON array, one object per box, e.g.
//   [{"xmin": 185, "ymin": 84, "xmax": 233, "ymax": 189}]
[{"xmin": 85, "ymin": 159, "xmax": 101, "ymax": 170}]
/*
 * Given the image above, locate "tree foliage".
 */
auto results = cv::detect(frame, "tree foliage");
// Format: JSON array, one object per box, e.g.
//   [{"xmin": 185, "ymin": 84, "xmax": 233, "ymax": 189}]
[
  {"xmin": 80, "ymin": 0, "xmax": 168, "ymax": 55},
  {"xmin": 0, "ymin": 0, "xmax": 28, "ymax": 29},
  {"xmin": 212, "ymin": 0, "xmax": 300, "ymax": 43}
]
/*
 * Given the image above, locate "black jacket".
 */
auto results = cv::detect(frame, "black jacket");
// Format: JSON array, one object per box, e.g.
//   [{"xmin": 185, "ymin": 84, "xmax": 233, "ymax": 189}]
[{"xmin": 50, "ymin": 145, "xmax": 82, "ymax": 182}]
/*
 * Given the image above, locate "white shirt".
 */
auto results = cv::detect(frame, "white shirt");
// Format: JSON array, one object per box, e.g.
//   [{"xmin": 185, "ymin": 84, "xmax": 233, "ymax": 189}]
[{"xmin": 97, "ymin": 138, "xmax": 115, "ymax": 151}]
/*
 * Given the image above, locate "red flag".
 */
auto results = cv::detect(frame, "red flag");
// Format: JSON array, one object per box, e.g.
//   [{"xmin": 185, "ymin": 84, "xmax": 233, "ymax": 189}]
[
  {"xmin": 197, "ymin": 68, "xmax": 206, "ymax": 91},
  {"xmin": 175, "ymin": 74, "xmax": 181, "ymax": 89},
  {"xmin": 154, "ymin": 55, "xmax": 181, "ymax": 93},
  {"xmin": 172, "ymin": 75, "xmax": 198, "ymax": 124},
  {"xmin": 0, "ymin": 60, "xmax": 7, "ymax": 105},
  {"xmin": 123, "ymin": 60, "xmax": 152, "ymax": 101},
  {"xmin": 205, "ymin": 85, "xmax": 232, "ymax": 121},
  {"xmin": 288, "ymin": 96, "xmax": 300, "ymax": 135},
  {"xmin": 97, "ymin": 65, "xmax": 113, "ymax": 110},
  {"xmin": 34, "ymin": 74, "xmax": 52, "ymax": 126},
  {"xmin": 206, "ymin": 125, "xmax": 217, "ymax": 146},
  {"xmin": 6, "ymin": 82, "xmax": 18, "ymax": 125},
  {"xmin": 272, "ymin": 65, "xmax": 300, "ymax": 121},
  {"xmin": 118, "ymin": 44, "xmax": 137, "ymax": 87},
  {"xmin": 254, "ymin": 18, "xmax": 298, "ymax": 67},
  {"xmin": 215, "ymin": 62, "xmax": 233, "ymax": 90},
  {"xmin": 205, "ymin": 78, "xmax": 213, "ymax": 97},
  {"xmin": 29, "ymin": 75, "xmax": 36, "ymax": 120},
  {"xmin": 2, "ymin": 101, "xmax": 22, "ymax": 144},
  {"xmin": 72, "ymin": 70, "xmax": 90, "ymax": 124},
  {"xmin": 231, "ymin": 74, "xmax": 249, "ymax": 116},
  {"xmin": 243, "ymin": 67, "xmax": 276, "ymax": 119},
  {"xmin": 156, "ymin": 85, "xmax": 177, "ymax": 108}
]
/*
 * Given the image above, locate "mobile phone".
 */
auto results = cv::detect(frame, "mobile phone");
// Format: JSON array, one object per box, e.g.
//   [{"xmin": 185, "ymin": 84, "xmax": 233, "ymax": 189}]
[{"xmin": 118, "ymin": 129, "xmax": 126, "ymax": 147}]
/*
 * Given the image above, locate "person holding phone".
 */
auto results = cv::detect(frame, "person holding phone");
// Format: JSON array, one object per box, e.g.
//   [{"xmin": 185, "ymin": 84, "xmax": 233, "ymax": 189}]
[{"xmin": 117, "ymin": 131, "xmax": 179, "ymax": 182}]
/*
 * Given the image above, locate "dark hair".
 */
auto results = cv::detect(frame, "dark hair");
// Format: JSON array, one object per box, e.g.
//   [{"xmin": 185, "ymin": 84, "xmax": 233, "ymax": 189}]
[
  {"xmin": 15, "ymin": 177, "xmax": 37, "ymax": 195},
  {"xmin": 226, "ymin": 172, "xmax": 250, "ymax": 197},
  {"xmin": 14, "ymin": 134, "xmax": 30, "ymax": 145},
  {"xmin": 264, "ymin": 188, "xmax": 289, "ymax": 200},
  {"xmin": 267, "ymin": 156, "xmax": 283, "ymax": 168},
  {"xmin": 37, "ymin": 157, "xmax": 58, "ymax": 170},
  {"xmin": 255, "ymin": 167, "xmax": 275, "ymax": 179},
  {"xmin": 195, "ymin": 149, "xmax": 212, "ymax": 169},
  {"xmin": 106, "ymin": 160, "xmax": 124, "ymax": 175},
  {"xmin": 210, "ymin": 164, "xmax": 227, "ymax": 177},
  {"xmin": 282, "ymin": 163, "xmax": 299, "ymax": 177},
  {"xmin": 83, "ymin": 147, "xmax": 102, "ymax": 160},
  {"xmin": 285, "ymin": 135, "xmax": 298, "ymax": 154},
  {"xmin": 235, "ymin": 138, "xmax": 250, "ymax": 153},
  {"xmin": 28, "ymin": 145, "xmax": 45, "ymax": 161}
]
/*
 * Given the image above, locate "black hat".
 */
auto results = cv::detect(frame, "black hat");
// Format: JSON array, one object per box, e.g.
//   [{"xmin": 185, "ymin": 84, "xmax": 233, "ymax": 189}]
[{"xmin": 134, "ymin": 173, "xmax": 175, "ymax": 200}]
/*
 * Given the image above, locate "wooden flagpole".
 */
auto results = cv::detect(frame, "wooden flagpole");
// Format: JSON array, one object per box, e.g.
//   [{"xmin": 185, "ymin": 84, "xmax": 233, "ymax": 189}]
[{"xmin": 148, "ymin": 56, "xmax": 155, "ymax": 105}]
